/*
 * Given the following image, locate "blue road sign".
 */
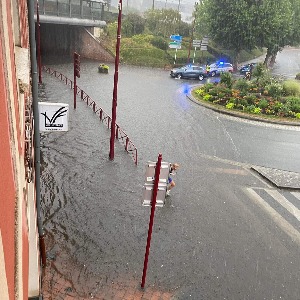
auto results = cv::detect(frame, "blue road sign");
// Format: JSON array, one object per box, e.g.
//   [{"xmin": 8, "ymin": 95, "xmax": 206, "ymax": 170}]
[{"xmin": 170, "ymin": 35, "xmax": 182, "ymax": 42}]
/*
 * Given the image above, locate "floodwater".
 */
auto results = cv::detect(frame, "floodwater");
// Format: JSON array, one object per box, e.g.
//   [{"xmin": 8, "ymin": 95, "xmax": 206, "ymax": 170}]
[{"xmin": 40, "ymin": 51, "xmax": 300, "ymax": 299}]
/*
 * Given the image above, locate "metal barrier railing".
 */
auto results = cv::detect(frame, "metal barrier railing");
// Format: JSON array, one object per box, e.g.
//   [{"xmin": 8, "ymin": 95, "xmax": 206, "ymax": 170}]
[{"xmin": 42, "ymin": 66, "xmax": 138, "ymax": 165}]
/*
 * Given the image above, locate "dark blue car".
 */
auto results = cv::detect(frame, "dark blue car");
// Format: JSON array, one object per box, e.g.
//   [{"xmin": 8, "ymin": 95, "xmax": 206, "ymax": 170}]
[
  {"xmin": 239, "ymin": 63, "xmax": 257, "ymax": 75},
  {"xmin": 170, "ymin": 65, "xmax": 207, "ymax": 81}
]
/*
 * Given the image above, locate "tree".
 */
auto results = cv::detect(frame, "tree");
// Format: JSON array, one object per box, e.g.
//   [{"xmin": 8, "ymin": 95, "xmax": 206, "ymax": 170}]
[
  {"xmin": 144, "ymin": 9, "xmax": 183, "ymax": 37},
  {"xmin": 195, "ymin": 0, "xmax": 257, "ymax": 68},
  {"xmin": 122, "ymin": 13, "xmax": 145, "ymax": 37},
  {"xmin": 252, "ymin": 0, "xmax": 293, "ymax": 67},
  {"xmin": 287, "ymin": 0, "xmax": 300, "ymax": 46}
]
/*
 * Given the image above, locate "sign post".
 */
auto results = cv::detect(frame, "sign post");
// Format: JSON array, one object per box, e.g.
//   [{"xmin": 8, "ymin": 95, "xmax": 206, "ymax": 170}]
[
  {"xmin": 170, "ymin": 35, "xmax": 182, "ymax": 65},
  {"xmin": 192, "ymin": 40, "xmax": 201, "ymax": 64},
  {"xmin": 109, "ymin": 0, "xmax": 123, "ymax": 161},
  {"xmin": 141, "ymin": 155, "xmax": 170, "ymax": 288},
  {"xmin": 73, "ymin": 52, "xmax": 80, "ymax": 109},
  {"xmin": 141, "ymin": 154, "xmax": 162, "ymax": 289}
]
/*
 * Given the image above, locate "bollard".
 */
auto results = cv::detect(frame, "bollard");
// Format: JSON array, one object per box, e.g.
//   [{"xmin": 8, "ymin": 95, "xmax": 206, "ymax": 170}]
[
  {"xmin": 135, "ymin": 149, "xmax": 138, "ymax": 165},
  {"xmin": 125, "ymin": 137, "xmax": 129, "ymax": 151},
  {"xmin": 116, "ymin": 125, "xmax": 119, "ymax": 139}
]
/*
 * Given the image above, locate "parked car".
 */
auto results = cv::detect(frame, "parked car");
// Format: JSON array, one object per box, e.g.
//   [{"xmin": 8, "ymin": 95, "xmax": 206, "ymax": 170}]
[
  {"xmin": 208, "ymin": 62, "xmax": 233, "ymax": 77},
  {"xmin": 170, "ymin": 65, "xmax": 207, "ymax": 81},
  {"xmin": 239, "ymin": 62, "xmax": 257, "ymax": 75}
]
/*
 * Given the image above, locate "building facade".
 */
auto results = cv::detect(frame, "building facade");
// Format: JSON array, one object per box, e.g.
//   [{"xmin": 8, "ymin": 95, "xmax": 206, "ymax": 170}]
[{"xmin": 0, "ymin": 0, "xmax": 40, "ymax": 299}]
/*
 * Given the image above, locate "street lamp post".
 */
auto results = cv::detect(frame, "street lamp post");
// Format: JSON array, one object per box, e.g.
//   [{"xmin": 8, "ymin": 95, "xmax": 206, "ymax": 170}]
[{"xmin": 187, "ymin": 2, "xmax": 198, "ymax": 64}]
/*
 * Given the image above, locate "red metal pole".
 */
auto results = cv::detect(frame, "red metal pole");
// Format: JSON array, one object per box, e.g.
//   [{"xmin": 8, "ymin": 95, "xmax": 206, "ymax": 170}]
[
  {"xmin": 36, "ymin": 1, "xmax": 42, "ymax": 84},
  {"xmin": 141, "ymin": 153, "xmax": 162, "ymax": 289},
  {"xmin": 109, "ymin": 0, "xmax": 122, "ymax": 161}
]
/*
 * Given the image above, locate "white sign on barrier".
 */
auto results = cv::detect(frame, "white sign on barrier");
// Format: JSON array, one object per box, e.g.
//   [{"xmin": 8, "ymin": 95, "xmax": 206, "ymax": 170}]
[
  {"xmin": 142, "ymin": 161, "xmax": 170, "ymax": 207},
  {"xmin": 38, "ymin": 102, "xmax": 69, "ymax": 132}
]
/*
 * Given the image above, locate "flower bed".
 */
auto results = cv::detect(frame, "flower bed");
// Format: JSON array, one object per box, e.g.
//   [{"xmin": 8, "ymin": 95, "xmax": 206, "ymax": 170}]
[
  {"xmin": 98, "ymin": 63, "xmax": 109, "ymax": 74},
  {"xmin": 193, "ymin": 63, "xmax": 300, "ymax": 120}
]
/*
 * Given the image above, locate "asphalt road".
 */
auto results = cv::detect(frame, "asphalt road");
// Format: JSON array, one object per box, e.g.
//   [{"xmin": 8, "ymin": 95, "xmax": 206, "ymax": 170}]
[{"xmin": 40, "ymin": 47, "xmax": 300, "ymax": 299}]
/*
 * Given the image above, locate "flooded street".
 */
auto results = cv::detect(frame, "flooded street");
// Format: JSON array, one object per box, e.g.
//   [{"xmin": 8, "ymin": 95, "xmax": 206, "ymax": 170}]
[{"xmin": 40, "ymin": 52, "xmax": 300, "ymax": 299}]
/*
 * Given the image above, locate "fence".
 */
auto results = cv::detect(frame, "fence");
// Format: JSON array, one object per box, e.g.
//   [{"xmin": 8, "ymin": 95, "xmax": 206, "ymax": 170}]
[{"xmin": 42, "ymin": 66, "xmax": 138, "ymax": 165}]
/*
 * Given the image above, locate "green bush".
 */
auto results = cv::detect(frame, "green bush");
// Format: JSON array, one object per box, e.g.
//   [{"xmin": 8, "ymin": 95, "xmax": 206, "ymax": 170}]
[
  {"xmin": 283, "ymin": 80, "xmax": 300, "ymax": 96},
  {"xmin": 243, "ymin": 94, "xmax": 257, "ymax": 105},
  {"xmin": 202, "ymin": 83, "xmax": 215, "ymax": 93},
  {"xmin": 258, "ymin": 99, "xmax": 269, "ymax": 109},
  {"xmin": 220, "ymin": 72, "xmax": 234, "ymax": 89},
  {"xmin": 208, "ymin": 84, "xmax": 232, "ymax": 98},
  {"xmin": 226, "ymin": 102, "xmax": 235, "ymax": 109},
  {"xmin": 233, "ymin": 79, "xmax": 250, "ymax": 92},
  {"xmin": 150, "ymin": 36, "xmax": 168, "ymax": 50},
  {"xmin": 265, "ymin": 82, "xmax": 284, "ymax": 98},
  {"xmin": 203, "ymin": 94, "xmax": 213, "ymax": 102},
  {"xmin": 252, "ymin": 62, "xmax": 267, "ymax": 78},
  {"xmin": 295, "ymin": 73, "xmax": 300, "ymax": 80},
  {"xmin": 286, "ymin": 96, "xmax": 300, "ymax": 113}
]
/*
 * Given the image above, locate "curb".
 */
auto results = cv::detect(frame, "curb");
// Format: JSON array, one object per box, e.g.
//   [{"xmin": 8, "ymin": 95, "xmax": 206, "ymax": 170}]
[
  {"xmin": 251, "ymin": 166, "xmax": 300, "ymax": 190},
  {"xmin": 186, "ymin": 94, "xmax": 300, "ymax": 127}
]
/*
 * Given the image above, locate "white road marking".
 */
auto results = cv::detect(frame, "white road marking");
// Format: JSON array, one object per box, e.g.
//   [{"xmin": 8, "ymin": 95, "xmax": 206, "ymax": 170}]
[
  {"xmin": 245, "ymin": 188, "xmax": 300, "ymax": 246},
  {"xmin": 291, "ymin": 192, "xmax": 300, "ymax": 203},
  {"xmin": 265, "ymin": 189, "xmax": 300, "ymax": 222}
]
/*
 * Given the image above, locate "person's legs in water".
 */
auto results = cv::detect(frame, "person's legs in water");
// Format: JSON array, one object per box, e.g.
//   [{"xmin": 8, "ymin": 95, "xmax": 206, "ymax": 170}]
[{"xmin": 166, "ymin": 177, "xmax": 176, "ymax": 195}]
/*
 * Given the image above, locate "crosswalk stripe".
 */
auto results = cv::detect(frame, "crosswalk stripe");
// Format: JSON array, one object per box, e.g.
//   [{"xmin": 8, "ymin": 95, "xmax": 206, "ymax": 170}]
[
  {"xmin": 245, "ymin": 188, "xmax": 300, "ymax": 246},
  {"xmin": 291, "ymin": 192, "xmax": 300, "ymax": 202},
  {"xmin": 265, "ymin": 189, "xmax": 300, "ymax": 222}
]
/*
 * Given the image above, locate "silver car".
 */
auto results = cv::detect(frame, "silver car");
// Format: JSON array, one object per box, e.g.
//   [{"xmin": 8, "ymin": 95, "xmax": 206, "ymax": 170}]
[{"xmin": 209, "ymin": 62, "xmax": 234, "ymax": 77}]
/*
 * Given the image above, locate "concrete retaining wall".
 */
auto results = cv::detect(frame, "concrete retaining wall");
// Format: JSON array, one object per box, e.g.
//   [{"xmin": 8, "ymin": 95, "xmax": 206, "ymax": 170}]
[
  {"xmin": 78, "ymin": 28, "xmax": 114, "ymax": 62},
  {"xmin": 40, "ymin": 23, "xmax": 114, "ymax": 62}
]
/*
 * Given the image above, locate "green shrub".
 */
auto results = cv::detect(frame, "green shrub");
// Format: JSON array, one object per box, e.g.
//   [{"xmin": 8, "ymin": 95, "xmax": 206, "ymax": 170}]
[
  {"xmin": 273, "ymin": 102, "xmax": 283, "ymax": 113},
  {"xmin": 203, "ymin": 94, "xmax": 213, "ymax": 101},
  {"xmin": 245, "ymin": 105, "xmax": 255, "ymax": 112},
  {"xmin": 286, "ymin": 96, "xmax": 300, "ymax": 113},
  {"xmin": 208, "ymin": 84, "xmax": 232, "ymax": 98},
  {"xmin": 243, "ymin": 94, "xmax": 257, "ymax": 105},
  {"xmin": 283, "ymin": 80, "xmax": 300, "ymax": 96},
  {"xmin": 220, "ymin": 72, "xmax": 234, "ymax": 89},
  {"xmin": 253, "ymin": 107, "xmax": 262, "ymax": 114},
  {"xmin": 132, "ymin": 34, "xmax": 154, "ymax": 44},
  {"xmin": 295, "ymin": 113, "xmax": 300, "ymax": 118},
  {"xmin": 150, "ymin": 36, "xmax": 168, "ymax": 50},
  {"xmin": 226, "ymin": 102, "xmax": 235, "ymax": 109},
  {"xmin": 295, "ymin": 73, "xmax": 300, "ymax": 80},
  {"xmin": 233, "ymin": 79, "xmax": 250, "ymax": 92},
  {"xmin": 202, "ymin": 83, "xmax": 215, "ymax": 93},
  {"xmin": 258, "ymin": 99, "xmax": 269, "ymax": 109},
  {"xmin": 265, "ymin": 82, "xmax": 284, "ymax": 98},
  {"xmin": 252, "ymin": 62, "xmax": 267, "ymax": 78},
  {"xmin": 194, "ymin": 88, "xmax": 205, "ymax": 96}
]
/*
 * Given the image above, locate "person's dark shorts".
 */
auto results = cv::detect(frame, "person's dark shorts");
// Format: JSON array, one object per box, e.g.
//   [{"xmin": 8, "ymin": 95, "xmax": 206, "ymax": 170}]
[{"xmin": 168, "ymin": 176, "xmax": 173, "ymax": 184}]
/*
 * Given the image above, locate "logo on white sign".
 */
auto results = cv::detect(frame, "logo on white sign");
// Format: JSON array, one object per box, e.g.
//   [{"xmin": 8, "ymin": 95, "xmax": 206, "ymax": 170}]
[{"xmin": 38, "ymin": 102, "xmax": 69, "ymax": 131}]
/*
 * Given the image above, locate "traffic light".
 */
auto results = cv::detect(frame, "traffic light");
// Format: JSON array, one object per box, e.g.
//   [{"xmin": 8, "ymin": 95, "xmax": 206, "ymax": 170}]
[{"xmin": 74, "ymin": 52, "xmax": 80, "ymax": 78}]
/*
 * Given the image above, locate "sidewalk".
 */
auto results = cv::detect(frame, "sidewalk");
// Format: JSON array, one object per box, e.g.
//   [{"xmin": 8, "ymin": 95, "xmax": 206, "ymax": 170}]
[
  {"xmin": 251, "ymin": 166, "xmax": 300, "ymax": 189},
  {"xmin": 42, "ymin": 263, "xmax": 173, "ymax": 300}
]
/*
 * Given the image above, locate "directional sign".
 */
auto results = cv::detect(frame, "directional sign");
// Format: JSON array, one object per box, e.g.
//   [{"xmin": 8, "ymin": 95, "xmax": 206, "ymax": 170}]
[
  {"xmin": 169, "ymin": 41, "xmax": 181, "ymax": 49},
  {"xmin": 200, "ymin": 45, "xmax": 207, "ymax": 51},
  {"xmin": 170, "ymin": 35, "xmax": 182, "ymax": 42},
  {"xmin": 193, "ymin": 39, "xmax": 201, "ymax": 47},
  {"xmin": 201, "ymin": 36, "xmax": 209, "ymax": 46}
]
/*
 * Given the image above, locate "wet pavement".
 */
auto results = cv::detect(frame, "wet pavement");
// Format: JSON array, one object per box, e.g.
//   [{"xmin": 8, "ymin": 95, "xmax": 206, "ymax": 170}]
[{"xmin": 39, "ymin": 50, "xmax": 300, "ymax": 299}]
